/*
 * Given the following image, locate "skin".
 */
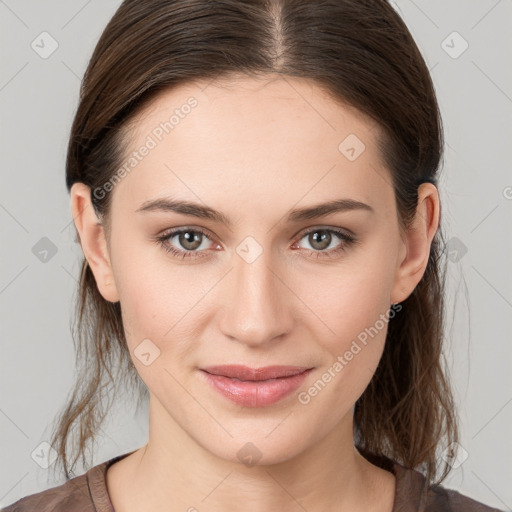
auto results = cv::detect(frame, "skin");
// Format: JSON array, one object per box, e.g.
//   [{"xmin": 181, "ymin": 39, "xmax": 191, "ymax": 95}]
[{"xmin": 70, "ymin": 73, "xmax": 440, "ymax": 512}]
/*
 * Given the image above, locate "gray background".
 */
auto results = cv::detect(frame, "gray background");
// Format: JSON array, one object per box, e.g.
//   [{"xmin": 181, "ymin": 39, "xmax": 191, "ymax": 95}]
[{"xmin": 1, "ymin": 0, "xmax": 511, "ymax": 509}]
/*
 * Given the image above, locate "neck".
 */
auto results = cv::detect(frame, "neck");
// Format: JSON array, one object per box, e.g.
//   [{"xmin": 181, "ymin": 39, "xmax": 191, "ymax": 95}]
[{"xmin": 107, "ymin": 395, "xmax": 395, "ymax": 512}]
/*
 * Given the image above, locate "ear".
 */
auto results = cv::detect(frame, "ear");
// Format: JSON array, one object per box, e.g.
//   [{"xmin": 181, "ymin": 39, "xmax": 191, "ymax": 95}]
[
  {"xmin": 70, "ymin": 182, "xmax": 120, "ymax": 303},
  {"xmin": 390, "ymin": 182, "xmax": 440, "ymax": 305}
]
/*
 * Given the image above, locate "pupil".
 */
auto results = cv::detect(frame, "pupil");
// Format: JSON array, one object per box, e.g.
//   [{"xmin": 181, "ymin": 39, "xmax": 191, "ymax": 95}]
[
  {"xmin": 181, "ymin": 231, "xmax": 201, "ymax": 250},
  {"xmin": 311, "ymin": 230, "xmax": 330, "ymax": 250}
]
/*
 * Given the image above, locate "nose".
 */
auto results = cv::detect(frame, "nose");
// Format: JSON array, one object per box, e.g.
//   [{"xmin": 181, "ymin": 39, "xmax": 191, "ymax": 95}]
[{"xmin": 218, "ymin": 245, "xmax": 294, "ymax": 348}]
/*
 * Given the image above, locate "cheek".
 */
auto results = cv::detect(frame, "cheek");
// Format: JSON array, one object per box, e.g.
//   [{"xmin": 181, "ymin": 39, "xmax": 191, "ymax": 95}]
[
  {"xmin": 116, "ymin": 276, "xmax": 191, "ymax": 398},
  {"xmin": 111, "ymin": 230, "xmax": 182, "ymax": 330},
  {"xmin": 298, "ymin": 286, "xmax": 390, "ymax": 416},
  {"xmin": 119, "ymin": 275, "xmax": 189, "ymax": 348},
  {"xmin": 113, "ymin": 246, "xmax": 211, "ymax": 375},
  {"xmin": 296, "ymin": 254, "xmax": 394, "ymax": 395},
  {"xmin": 303, "ymin": 259, "xmax": 393, "ymax": 344}
]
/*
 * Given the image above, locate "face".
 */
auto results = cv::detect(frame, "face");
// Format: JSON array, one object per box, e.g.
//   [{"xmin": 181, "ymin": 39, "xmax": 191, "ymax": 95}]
[{"xmin": 72, "ymin": 73, "xmax": 437, "ymax": 466}]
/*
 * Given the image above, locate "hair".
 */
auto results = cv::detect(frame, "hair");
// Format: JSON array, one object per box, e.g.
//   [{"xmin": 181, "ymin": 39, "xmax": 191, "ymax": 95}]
[{"xmin": 48, "ymin": 0, "xmax": 459, "ymax": 486}]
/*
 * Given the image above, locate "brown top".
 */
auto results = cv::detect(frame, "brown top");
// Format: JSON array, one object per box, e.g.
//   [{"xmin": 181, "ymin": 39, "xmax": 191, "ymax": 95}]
[{"xmin": 0, "ymin": 450, "xmax": 504, "ymax": 512}]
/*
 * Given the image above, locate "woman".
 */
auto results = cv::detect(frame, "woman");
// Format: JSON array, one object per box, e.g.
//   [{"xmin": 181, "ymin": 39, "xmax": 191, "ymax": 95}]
[{"xmin": 1, "ymin": 0, "xmax": 504, "ymax": 511}]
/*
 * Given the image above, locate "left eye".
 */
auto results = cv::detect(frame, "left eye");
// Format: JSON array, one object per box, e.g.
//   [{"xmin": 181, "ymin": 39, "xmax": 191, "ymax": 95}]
[
  {"xmin": 155, "ymin": 227, "xmax": 357, "ymax": 260},
  {"xmin": 293, "ymin": 228, "xmax": 357, "ymax": 258}
]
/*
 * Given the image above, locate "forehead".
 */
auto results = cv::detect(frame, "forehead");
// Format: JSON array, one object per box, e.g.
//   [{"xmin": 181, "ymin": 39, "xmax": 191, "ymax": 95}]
[{"xmin": 112, "ymin": 74, "xmax": 394, "ymax": 218}]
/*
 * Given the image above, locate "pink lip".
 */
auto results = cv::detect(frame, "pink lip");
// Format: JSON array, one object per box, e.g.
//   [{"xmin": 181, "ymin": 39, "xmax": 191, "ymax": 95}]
[{"xmin": 200, "ymin": 365, "xmax": 313, "ymax": 407}]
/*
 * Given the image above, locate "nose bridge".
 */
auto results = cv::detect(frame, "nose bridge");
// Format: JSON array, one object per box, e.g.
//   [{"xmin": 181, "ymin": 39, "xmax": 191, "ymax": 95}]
[{"xmin": 220, "ymin": 236, "xmax": 292, "ymax": 346}]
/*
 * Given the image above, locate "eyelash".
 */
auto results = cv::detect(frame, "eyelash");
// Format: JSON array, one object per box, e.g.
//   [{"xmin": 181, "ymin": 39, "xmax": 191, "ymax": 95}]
[{"xmin": 155, "ymin": 226, "xmax": 358, "ymax": 261}]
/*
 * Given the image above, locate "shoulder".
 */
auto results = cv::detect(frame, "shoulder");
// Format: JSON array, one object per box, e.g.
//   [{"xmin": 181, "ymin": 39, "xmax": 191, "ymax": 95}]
[
  {"xmin": 391, "ymin": 459, "xmax": 505, "ymax": 512},
  {"xmin": 358, "ymin": 450, "xmax": 506, "ymax": 512},
  {"xmin": 0, "ymin": 452, "xmax": 133, "ymax": 512},
  {"xmin": 0, "ymin": 451, "xmax": 126, "ymax": 512},
  {"xmin": 0, "ymin": 473, "xmax": 93, "ymax": 512},
  {"xmin": 425, "ymin": 482, "xmax": 506, "ymax": 512}
]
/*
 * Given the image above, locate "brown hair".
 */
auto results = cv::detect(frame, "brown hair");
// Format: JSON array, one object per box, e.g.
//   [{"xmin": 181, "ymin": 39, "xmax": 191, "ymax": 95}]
[{"xmin": 48, "ymin": 0, "xmax": 459, "ymax": 485}]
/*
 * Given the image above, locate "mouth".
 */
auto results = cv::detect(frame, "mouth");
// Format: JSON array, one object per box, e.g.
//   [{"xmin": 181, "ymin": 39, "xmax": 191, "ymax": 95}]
[
  {"xmin": 201, "ymin": 365, "xmax": 313, "ymax": 381},
  {"xmin": 199, "ymin": 365, "xmax": 314, "ymax": 407}
]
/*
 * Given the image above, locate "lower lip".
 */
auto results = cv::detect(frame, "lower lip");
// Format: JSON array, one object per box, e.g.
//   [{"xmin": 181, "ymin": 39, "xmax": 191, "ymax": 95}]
[{"xmin": 200, "ymin": 369, "xmax": 313, "ymax": 407}]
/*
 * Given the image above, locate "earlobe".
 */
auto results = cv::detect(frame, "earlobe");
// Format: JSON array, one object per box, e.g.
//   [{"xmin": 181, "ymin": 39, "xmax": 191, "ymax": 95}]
[
  {"xmin": 70, "ymin": 183, "xmax": 120, "ymax": 303},
  {"xmin": 390, "ymin": 183, "xmax": 440, "ymax": 304}
]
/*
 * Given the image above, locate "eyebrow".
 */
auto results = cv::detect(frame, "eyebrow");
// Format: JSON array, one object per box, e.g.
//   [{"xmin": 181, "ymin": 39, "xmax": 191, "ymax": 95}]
[{"xmin": 135, "ymin": 197, "xmax": 374, "ymax": 227}]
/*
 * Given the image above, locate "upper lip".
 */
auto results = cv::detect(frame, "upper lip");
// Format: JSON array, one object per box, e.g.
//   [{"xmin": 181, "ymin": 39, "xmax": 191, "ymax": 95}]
[{"xmin": 201, "ymin": 365, "xmax": 312, "ymax": 381}]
